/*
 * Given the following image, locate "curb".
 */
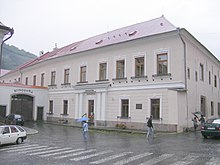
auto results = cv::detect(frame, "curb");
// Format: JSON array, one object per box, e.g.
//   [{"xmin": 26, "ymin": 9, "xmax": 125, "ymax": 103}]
[{"xmin": 23, "ymin": 127, "xmax": 38, "ymax": 135}]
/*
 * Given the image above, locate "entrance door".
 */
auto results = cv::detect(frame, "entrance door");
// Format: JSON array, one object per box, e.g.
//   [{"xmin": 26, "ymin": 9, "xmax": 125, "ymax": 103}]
[
  {"xmin": 37, "ymin": 107, "xmax": 44, "ymax": 120},
  {"xmin": 201, "ymin": 96, "xmax": 206, "ymax": 117},
  {"xmin": 88, "ymin": 100, "xmax": 94, "ymax": 124},
  {"xmin": 11, "ymin": 94, "xmax": 33, "ymax": 121},
  {"xmin": 0, "ymin": 105, "xmax": 6, "ymax": 118}
]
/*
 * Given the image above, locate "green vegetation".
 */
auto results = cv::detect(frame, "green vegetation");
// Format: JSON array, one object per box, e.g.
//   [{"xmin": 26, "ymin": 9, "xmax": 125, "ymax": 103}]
[{"xmin": 2, "ymin": 43, "xmax": 37, "ymax": 70}]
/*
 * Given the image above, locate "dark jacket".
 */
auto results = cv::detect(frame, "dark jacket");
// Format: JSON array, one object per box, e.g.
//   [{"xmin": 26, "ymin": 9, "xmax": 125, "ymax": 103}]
[{"xmin": 147, "ymin": 118, "xmax": 153, "ymax": 128}]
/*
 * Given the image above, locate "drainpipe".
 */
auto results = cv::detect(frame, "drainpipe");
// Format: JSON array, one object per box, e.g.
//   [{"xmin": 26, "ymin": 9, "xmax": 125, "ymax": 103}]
[
  {"xmin": 177, "ymin": 28, "xmax": 189, "ymax": 131},
  {"xmin": 0, "ymin": 28, "xmax": 14, "ymax": 76}
]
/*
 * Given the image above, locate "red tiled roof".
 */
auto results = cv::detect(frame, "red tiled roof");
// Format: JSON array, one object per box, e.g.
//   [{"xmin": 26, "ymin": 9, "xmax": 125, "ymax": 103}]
[
  {"xmin": 0, "ymin": 82, "xmax": 48, "ymax": 89},
  {"xmin": 4, "ymin": 16, "xmax": 177, "ymax": 75}
]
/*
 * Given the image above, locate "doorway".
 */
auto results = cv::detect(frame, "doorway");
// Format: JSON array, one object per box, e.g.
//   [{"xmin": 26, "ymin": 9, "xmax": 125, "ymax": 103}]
[
  {"xmin": 0, "ymin": 105, "xmax": 6, "ymax": 118},
  {"xmin": 37, "ymin": 107, "xmax": 44, "ymax": 120},
  {"xmin": 88, "ymin": 100, "xmax": 94, "ymax": 125},
  {"xmin": 201, "ymin": 96, "xmax": 206, "ymax": 117},
  {"xmin": 11, "ymin": 94, "xmax": 33, "ymax": 121}
]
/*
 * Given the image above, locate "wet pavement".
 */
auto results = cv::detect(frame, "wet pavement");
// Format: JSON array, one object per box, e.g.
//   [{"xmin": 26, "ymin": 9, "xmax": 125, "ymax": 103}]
[{"xmin": 1, "ymin": 122, "xmax": 220, "ymax": 165}]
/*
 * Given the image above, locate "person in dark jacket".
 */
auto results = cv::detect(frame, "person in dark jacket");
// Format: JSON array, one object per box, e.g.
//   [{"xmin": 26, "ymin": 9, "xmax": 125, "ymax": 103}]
[
  {"xmin": 199, "ymin": 115, "xmax": 205, "ymax": 126},
  {"xmin": 147, "ymin": 115, "xmax": 154, "ymax": 138}
]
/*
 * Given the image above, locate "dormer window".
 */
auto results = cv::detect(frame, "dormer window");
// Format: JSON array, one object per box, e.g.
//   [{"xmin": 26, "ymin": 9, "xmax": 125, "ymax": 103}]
[
  {"xmin": 96, "ymin": 40, "xmax": 103, "ymax": 44},
  {"xmin": 70, "ymin": 46, "xmax": 77, "ymax": 51},
  {"xmin": 128, "ymin": 31, "xmax": 137, "ymax": 36}
]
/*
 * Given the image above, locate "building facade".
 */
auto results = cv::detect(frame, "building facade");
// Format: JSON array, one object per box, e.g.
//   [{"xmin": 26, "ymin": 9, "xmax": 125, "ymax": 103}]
[{"xmin": 1, "ymin": 16, "xmax": 220, "ymax": 132}]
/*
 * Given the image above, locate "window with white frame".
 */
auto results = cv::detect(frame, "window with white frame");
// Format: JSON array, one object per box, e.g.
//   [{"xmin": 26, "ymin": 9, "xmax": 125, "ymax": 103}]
[
  {"xmin": 135, "ymin": 57, "xmax": 144, "ymax": 77},
  {"xmin": 157, "ymin": 53, "xmax": 168, "ymax": 75},
  {"xmin": 80, "ymin": 66, "xmax": 87, "ymax": 82},
  {"xmin": 121, "ymin": 99, "xmax": 129, "ymax": 118},
  {"xmin": 33, "ymin": 75, "xmax": 36, "ymax": 86},
  {"xmin": 116, "ymin": 60, "xmax": 125, "ymax": 79},
  {"xmin": 25, "ymin": 77, "xmax": 28, "ymax": 85},
  {"xmin": 64, "ymin": 69, "xmax": 70, "ymax": 84},
  {"xmin": 49, "ymin": 100, "xmax": 53, "ymax": 114},
  {"xmin": 151, "ymin": 98, "xmax": 160, "ymax": 119},
  {"xmin": 99, "ymin": 62, "xmax": 107, "ymax": 80},
  {"xmin": 51, "ymin": 71, "xmax": 56, "ymax": 85},
  {"xmin": 41, "ymin": 73, "xmax": 45, "ymax": 87},
  {"xmin": 211, "ymin": 101, "xmax": 214, "ymax": 116},
  {"xmin": 63, "ymin": 100, "xmax": 68, "ymax": 115},
  {"xmin": 200, "ymin": 63, "xmax": 204, "ymax": 81}
]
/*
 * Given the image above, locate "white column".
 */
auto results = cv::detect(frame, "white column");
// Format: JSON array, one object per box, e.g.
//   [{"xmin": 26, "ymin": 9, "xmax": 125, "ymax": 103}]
[
  {"xmin": 75, "ymin": 93, "xmax": 79, "ymax": 119},
  {"xmin": 79, "ymin": 93, "xmax": 83, "ymax": 117},
  {"xmin": 96, "ymin": 92, "xmax": 101, "ymax": 120},
  {"xmin": 101, "ymin": 92, "xmax": 106, "ymax": 120}
]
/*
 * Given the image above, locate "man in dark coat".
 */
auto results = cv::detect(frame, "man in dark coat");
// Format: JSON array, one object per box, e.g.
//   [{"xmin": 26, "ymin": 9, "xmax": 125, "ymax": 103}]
[{"xmin": 147, "ymin": 115, "xmax": 154, "ymax": 138}]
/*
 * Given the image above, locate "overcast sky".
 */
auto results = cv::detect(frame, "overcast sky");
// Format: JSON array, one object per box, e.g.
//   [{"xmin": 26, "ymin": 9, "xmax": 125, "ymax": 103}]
[{"xmin": 1, "ymin": 0, "xmax": 220, "ymax": 59}]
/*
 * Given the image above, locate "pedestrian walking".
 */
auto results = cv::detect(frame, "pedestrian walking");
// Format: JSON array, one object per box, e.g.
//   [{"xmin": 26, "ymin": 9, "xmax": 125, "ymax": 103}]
[
  {"xmin": 192, "ymin": 117, "xmax": 198, "ymax": 131},
  {"xmin": 147, "ymin": 115, "xmax": 154, "ymax": 138},
  {"xmin": 199, "ymin": 114, "xmax": 205, "ymax": 126},
  {"xmin": 82, "ymin": 121, "xmax": 89, "ymax": 141}
]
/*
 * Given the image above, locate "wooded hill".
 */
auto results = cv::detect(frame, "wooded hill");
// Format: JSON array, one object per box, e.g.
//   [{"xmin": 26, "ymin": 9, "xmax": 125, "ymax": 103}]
[{"xmin": 2, "ymin": 43, "xmax": 37, "ymax": 70}]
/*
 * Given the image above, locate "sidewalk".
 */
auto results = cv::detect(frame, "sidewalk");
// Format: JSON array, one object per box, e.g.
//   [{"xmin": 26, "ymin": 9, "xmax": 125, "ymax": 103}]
[{"xmin": 44, "ymin": 121, "xmax": 177, "ymax": 137}]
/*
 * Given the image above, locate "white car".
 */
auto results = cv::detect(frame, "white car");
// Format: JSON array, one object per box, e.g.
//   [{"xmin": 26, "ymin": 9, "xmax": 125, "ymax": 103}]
[{"xmin": 0, "ymin": 125, "xmax": 27, "ymax": 145}]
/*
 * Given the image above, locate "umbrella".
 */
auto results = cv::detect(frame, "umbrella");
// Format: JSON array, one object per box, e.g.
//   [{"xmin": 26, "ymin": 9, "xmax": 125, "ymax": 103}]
[
  {"xmin": 192, "ymin": 111, "xmax": 203, "ymax": 118},
  {"xmin": 77, "ymin": 117, "xmax": 89, "ymax": 122}
]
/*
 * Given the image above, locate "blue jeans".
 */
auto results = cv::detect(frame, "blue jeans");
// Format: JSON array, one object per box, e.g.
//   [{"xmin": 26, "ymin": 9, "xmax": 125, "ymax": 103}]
[{"xmin": 147, "ymin": 127, "xmax": 154, "ymax": 138}]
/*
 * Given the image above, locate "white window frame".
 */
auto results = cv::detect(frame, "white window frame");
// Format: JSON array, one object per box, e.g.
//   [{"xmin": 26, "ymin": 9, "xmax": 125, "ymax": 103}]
[
  {"xmin": 114, "ymin": 56, "xmax": 126, "ymax": 79},
  {"xmin": 97, "ymin": 59, "xmax": 108, "ymax": 80},
  {"xmin": 78, "ymin": 62, "xmax": 88, "ymax": 82},
  {"xmin": 147, "ymin": 95, "xmax": 162, "ymax": 122},
  {"xmin": 62, "ymin": 66, "xmax": 71, "ymax": 84},
  {"xmin": 154, "ymin": 49, "xmax": 170, "ymax": 75},
  {"xmin": 132, "ymin": 53, "xmax": 146, "ymax": 77},
  {"xmin": 118, "ymin": 96, "xmax": 130, "ymax": 118}
]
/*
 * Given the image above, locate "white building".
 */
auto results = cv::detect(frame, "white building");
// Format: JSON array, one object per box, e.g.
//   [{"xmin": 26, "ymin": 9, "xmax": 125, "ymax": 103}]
[{"xmin": 1, "ymin": 16, "xmax": 220, "ymax": 132}]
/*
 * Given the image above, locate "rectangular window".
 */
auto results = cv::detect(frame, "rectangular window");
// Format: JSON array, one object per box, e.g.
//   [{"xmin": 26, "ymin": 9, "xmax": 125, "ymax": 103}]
[
  {"xmin": 157, "ymin": 53, "xmax": 168, "ymax": 75},
  {"xmin": 121, "ymin": 99, "xmax": 129, "ymax": 118},
  {"xmin": 136, "ymin": 104, "xmax": 142, "ymax": 109},
  {"xmin": 33, "ymin": 75, "xmax": 36, "ymax": 86},
  {"xmin": 195, "ymin": 71, "xmax": 198, "ymax": 82},
  {"xmin": 51, "ymin": 71, "xmax": 56, "ymax": 85},
  {"xmin": 64, "ymin": 69, "xmax": 70, "ymax": 84},
  {"xmin": 211, "ymin": 101, "xmax": 214, "ymax": 116},
  {"xmin": 41, "ymin": 73, "xmax": 45, "ymax": 87},
  {"xmin": 135, "ymin": 57, "xmax": 144, "ymax": 77},
  {"xmin": 151, "ymin": 99, "xmax": 160, "ymax": 119},
  {"xmin": 116, "ymin": 60, "xmax": 125, "ymax": 79},
  {"xmin": 99, "ymin": 63, "xmax": 107, "ymax": 80},
  {"xmin": 18, "ymin": 77, "xmax": 21, "ymax": 83},
  {"xmin": 25, "ymin": 77, "xmax": 28, "ymax": 85},
  {"xmin": 214, "ymin": 75, "xmax": 217, "ymax": 87},
  {"xmin": 209, "ymin": 71, "xmax": 211, "ymax": 85},
  {"xmin": 80, "ymin": 66, "xmax": 87, "ymax": 82},
  {"xmin": 49, "ymin": 100, "xmax": 53, "ymax": 114},
  {"xmin": 200, "ymin": 63, "xmax": 204, "ymax": 81},
  {"xmin": 187, "ymin": 68, "xmax": 190, "ymax": 79},
  {"xmin": 63, "ymin": 100, "xmax": 68, "ymax": 115}
]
